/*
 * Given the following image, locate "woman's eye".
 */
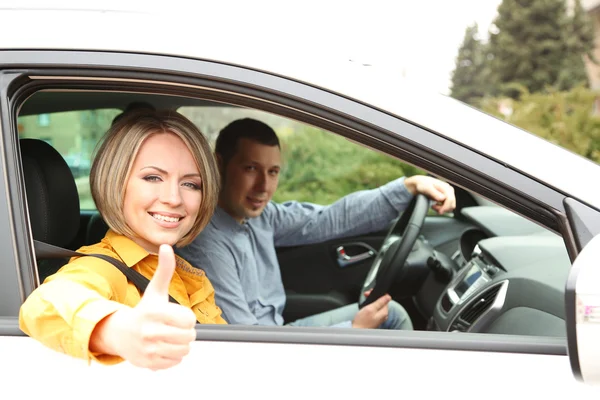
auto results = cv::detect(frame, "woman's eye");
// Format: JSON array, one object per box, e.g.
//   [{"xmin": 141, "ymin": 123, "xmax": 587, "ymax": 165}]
[
  {"xmin": 143, "ymin": 175, "xmax": 161, "ymax": 182},
  {"xmin": 183, "ymin": 182, "xmax": 201, "ymax": 190}
]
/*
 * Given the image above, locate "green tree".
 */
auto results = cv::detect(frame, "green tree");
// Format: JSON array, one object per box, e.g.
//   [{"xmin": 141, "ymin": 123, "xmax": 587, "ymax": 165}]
[
  {"xmin": 450, "ymin": 23, "xmax": 490, "ymax": 105},
  {"xmin": 558, "ymin": 0, "xmax": 596, "ymax": 90},
  {"xmin": 489, "ymin": 0, "xmax": 596, "ymax": 97},
  {"xmin": 489, "ymin": 0, "xmax": 567, "ymax": 97}
]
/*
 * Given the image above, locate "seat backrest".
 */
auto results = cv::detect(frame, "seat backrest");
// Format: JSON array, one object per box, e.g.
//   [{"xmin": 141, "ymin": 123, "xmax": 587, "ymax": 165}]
[
  {"xmin": 86, "ymin": 212, "xmax": 109, "ymax": 245},
  {"xmin": 20, "ymin": 138, "xmax": 80, "ymax": 281}
]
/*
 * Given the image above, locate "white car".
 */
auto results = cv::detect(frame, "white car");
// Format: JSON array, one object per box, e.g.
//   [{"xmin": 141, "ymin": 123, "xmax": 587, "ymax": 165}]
[{"xmin": 1, "ymin": 3, "xmax": 600, "ymax": 399}]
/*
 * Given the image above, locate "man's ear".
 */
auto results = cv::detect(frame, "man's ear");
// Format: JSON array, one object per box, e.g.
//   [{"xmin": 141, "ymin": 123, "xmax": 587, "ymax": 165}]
[{"xmin": 215, "ymin": 153, "xmax": 224, "ymax": 172}]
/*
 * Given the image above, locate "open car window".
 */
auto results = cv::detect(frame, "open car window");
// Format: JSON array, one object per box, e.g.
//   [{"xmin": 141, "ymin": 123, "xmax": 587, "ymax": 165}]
[{"xmin": 15, "ymin": 89, "xmax": 569, "ymax": 342}]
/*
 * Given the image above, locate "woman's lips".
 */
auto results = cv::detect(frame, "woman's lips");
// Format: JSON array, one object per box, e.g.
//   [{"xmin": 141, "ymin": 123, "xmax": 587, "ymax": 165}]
[{"xmin": 149, "ymin": 212, "xmax": 183, "ymax": 229}]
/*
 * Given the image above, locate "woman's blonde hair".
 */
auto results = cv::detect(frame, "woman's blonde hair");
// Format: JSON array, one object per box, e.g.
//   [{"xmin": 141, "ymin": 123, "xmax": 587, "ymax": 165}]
[{"xmin": 90, "ymin": 109, "xmax": 219, "ymax": 247}]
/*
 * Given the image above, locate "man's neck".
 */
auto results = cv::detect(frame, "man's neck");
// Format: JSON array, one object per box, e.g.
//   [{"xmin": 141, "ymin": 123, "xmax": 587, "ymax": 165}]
[{"xmin": 217, "ymin": 200, "xmax": 245, "ymax": 224}]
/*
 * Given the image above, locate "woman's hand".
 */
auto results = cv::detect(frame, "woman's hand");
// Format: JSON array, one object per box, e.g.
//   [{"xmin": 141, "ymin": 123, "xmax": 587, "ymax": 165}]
[{"xmin": 90, "ymin": 245, "xmax": 197, "ymax": 370}]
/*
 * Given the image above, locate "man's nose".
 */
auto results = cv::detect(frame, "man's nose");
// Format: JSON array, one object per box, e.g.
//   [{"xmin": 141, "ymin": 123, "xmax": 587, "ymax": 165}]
[{"xmin": 254, "ymin": 172, "xmax": 269, "ymax": 192}]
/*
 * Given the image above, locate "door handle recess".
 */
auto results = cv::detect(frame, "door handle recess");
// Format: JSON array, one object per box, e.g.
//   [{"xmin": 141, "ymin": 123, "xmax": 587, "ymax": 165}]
[{"xmin": 336, "ymin": 245, "xmax": 375, "ymax": 267}]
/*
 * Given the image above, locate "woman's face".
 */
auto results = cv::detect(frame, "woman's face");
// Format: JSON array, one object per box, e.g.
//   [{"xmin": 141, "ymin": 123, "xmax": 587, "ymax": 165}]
[{"xmin": 123, "ymin": 132, "xmax": 202, "ymax": 253}]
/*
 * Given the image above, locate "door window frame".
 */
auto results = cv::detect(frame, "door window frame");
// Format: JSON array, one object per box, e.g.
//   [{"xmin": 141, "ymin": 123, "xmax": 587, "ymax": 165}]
[{"xmin": 0, "ymin": 50, "xmax": 590, "ymax": 356}]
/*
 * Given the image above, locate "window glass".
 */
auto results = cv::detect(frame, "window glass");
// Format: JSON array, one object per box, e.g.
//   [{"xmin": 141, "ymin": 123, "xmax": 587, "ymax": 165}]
[{"xmin": 17, "ymin": 109, "xmax": 120, "ymax": 210}]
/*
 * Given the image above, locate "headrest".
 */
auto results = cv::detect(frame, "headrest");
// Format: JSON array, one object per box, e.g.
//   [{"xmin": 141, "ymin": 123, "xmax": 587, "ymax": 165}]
[{"xmin": 20, "ymin": 139, "xmax": 80, "ymax": 247}]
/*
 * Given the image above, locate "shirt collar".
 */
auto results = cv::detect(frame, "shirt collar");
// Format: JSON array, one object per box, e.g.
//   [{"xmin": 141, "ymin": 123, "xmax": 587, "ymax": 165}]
[
  {"xmin": 211, "ymin": 206, "xmax": 247, "ymax": 233},
  {"xmin": 104, "ymin": 229, "xmax": 152, "ymax": 267}
]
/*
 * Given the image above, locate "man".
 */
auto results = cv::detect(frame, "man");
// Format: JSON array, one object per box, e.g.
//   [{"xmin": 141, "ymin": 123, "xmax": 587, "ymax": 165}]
[{"xmin": 177, "ymin": 118, "xmax": 456, "ymax": 329}]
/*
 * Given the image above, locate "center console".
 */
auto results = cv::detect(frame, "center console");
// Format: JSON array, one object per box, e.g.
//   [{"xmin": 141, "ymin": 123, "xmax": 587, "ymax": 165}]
[{"xmin": 435, "ymin": 246, "xmax": 508, "ymax": 332}]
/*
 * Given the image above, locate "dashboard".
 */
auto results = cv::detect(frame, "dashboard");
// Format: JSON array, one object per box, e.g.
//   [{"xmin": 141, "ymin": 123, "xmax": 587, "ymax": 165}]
[{"xmin": 426, "ymin": 206, "xmax": 571, "ymax": 337}]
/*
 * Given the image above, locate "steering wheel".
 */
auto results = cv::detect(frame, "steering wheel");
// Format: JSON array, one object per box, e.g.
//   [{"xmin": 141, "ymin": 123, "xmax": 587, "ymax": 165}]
[{"xmin": 358, "ymin": 193, "xmax": 430, "ymax": 308}]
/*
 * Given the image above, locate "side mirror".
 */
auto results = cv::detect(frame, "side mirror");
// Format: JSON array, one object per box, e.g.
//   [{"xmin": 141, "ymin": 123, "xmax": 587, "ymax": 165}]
[{"xmin": 566, "ymin": 233, "xmax": 600, "ymax": 386}]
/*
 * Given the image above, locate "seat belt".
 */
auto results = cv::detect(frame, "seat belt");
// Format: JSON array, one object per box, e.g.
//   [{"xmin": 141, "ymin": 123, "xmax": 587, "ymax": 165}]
[{"xmin": 33, "ymin": 240, "xmax": 180, "ymax": 304}]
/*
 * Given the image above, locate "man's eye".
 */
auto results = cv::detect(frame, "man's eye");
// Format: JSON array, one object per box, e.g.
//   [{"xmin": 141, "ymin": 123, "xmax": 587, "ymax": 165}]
[
  {"xmin": 269, "ymin": 170, "xmax": 280, "ymax": 176},
  {"xmin": 245, "ymin": 166, "xmax": 256, "ymax": 172}
]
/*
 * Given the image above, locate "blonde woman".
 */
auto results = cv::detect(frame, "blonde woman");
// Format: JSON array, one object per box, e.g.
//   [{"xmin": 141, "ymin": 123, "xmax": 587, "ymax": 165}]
[{"xmin": 19, "ymin": 109, "xmax": 225, "ymax": 370}]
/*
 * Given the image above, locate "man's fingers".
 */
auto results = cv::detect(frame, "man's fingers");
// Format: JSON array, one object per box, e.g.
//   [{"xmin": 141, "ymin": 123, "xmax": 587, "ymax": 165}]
[
  {"xmin": 431, "ymin": 182, "xmax": 455, "ymax": 214},
  {"xmin": 364, "ymin": 289, "xmax": 373, "ymax": 297},
  {"xmin": 367, "ymin": 294, "xmax": 392, "ymax": 311},
  {"xmin": 143, "ymin": 244, "xmax": 176, "ymax": 303},
  {"xmin": 433, "ymin": 198, "xmax": 454, "ymax": 214},
  {"xmin": 422, "ymin": 182, "xmax": 445, "ymax": 202},
  {"xmin": 373, "ymin": 304, "xmax": 389, "ymax": 323}
]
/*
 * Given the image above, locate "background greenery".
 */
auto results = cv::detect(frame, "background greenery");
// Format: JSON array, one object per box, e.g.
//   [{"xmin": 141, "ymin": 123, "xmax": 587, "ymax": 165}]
[
  {"xmin": 274, "ymin": 125, "xmax": 423, "ymax": 204},
  {"xmin": 450, "ymin": 0, "xmax": 600, "ymax": 166},
  {"xmin": 451, "ymin": 0, "xmax": 595, "ymax": 102},
  {"xmin": 480, "ymin": 86, "xmax": 600, "ymax": 164}
]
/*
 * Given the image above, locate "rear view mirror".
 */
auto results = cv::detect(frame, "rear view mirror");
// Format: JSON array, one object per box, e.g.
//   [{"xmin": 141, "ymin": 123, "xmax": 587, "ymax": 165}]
[{"xmin": 566, "ymin": 233, "xmax": 600, "ymax": 386}]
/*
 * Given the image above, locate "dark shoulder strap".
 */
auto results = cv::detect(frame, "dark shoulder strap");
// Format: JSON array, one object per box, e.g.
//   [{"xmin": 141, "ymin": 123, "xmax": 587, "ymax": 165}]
[{"xmin": 33, "ymin": 240, "xmax": 179, "ymax": 304}]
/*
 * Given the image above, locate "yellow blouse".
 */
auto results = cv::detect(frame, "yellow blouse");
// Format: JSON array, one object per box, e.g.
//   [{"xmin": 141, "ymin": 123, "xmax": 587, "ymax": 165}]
[{"xmin": 19, "ymin": 230, "xmax": 226, "ymax": 365}]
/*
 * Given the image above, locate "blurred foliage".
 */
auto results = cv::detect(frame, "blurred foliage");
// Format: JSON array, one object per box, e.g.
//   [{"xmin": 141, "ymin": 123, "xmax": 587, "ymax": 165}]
[
  {"xmin": 450, "ymin": 24, "xmax": 492, "ymax": 105},
  {"xmin": 452, "ymin": 0, "xmax": 596, "ymax": 104},
  {"xmin": 480, "ymin": 85, "xmax": 600, "ymax": 164},
  {"xmin": 273, "ymin": 125, "xmax": 424, "ymax": 204},
  {"xmin": 488, "ymin": 0, "xmax": 594, "ymax": 98}
]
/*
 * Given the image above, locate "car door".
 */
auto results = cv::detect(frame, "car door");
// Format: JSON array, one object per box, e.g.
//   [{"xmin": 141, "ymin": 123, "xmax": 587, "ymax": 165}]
[{"xmin": 0, "ymin": 49, "xmax": 599, "ymax": 398}]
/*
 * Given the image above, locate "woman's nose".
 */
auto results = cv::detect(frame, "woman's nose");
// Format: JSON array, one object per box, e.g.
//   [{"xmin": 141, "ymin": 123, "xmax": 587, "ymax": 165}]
[{"xmin": 160, "ymin": 181, "xmax": 182, "ymax": 206}]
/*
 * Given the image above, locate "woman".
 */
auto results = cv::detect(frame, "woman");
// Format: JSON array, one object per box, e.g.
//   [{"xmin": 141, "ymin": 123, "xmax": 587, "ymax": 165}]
[{"xmin": 19, "ymin": 109, "xmax": 225, "ymax": 371}]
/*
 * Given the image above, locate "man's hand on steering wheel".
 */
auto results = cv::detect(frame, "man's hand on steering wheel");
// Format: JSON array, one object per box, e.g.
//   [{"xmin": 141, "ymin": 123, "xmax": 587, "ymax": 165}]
[
  {"xmin": 403, "ymin": 175, "xmax": 456, "ymax": 215},
  {"xmin": 352, "ymin": 293, "xmax": 392, "ymax": 329}
]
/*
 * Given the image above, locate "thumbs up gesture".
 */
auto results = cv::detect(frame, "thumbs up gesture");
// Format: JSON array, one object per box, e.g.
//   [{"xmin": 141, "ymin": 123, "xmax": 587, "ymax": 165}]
[{"xmin": 90, "ymin": 245, "xmax": 197, "ymax": 370}]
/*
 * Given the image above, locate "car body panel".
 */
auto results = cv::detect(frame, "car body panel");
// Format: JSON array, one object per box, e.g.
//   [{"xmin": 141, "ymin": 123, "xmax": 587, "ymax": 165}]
[{"xmin": 3, "ymin": 335, "xmax": 600, "ymax": 398}]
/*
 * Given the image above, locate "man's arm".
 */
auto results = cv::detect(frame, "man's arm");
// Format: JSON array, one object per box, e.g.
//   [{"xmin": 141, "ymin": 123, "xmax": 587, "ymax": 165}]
[
  {"xmin": 177, "ymin": 244, "xmax": 259, "ymax": 326},
  {"xmin": 269, "ymin": 176, "xmax": 413, "ymax": 247}
]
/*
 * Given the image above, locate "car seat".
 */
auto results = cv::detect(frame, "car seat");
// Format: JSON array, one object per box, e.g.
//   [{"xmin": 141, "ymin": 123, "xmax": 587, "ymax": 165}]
[{"xmin": 20, "ymin": 138, "xmax": 80, "ymax": 282}]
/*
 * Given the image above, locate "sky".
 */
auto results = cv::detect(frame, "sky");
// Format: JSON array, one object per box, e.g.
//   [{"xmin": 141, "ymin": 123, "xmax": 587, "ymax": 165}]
[
  {"xmin": 213, "ymin": 0, "xmax": 506, "ymax": 95},
  {"xmin": 208, "ymin": 0, "xmax": 506, "ymax": 95},
  {"xmin": 328, "ymin": 0, "xmax": 505, "ymax": 95}
]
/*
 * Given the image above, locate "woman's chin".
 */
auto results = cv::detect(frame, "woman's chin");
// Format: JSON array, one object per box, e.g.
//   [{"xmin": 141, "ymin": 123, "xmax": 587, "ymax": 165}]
[{"xmin": 146, "ymin": 234, "xmax": 182, "ymax": 249}]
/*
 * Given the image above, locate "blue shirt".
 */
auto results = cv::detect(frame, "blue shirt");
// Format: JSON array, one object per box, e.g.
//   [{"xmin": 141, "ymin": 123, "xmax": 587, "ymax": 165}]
[{"xmin": 176, "ymin": 177, "xmax": 414, "ymax": 326}]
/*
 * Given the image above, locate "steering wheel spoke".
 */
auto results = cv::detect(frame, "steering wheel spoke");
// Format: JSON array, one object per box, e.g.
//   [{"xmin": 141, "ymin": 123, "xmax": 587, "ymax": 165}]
[{"xmin": 358, "ymin": 194, "xmax": 430, "ymax": 308}]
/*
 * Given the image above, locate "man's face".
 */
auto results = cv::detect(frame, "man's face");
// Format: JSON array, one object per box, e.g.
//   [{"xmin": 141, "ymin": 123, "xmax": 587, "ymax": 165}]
[{"xmin": 219, "ymin": 138, "xmax": 281, "ymax": 223}]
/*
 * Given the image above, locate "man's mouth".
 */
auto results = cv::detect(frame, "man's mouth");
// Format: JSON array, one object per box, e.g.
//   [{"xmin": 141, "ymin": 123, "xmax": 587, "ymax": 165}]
[{"xmin": 247, "ymin": 197, "xmax": 265, "ymax": 207}]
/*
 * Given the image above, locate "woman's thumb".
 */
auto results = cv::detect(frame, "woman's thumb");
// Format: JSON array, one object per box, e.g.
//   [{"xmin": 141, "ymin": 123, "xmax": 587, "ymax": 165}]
[{"xmin": 143, "ymin": 244, "xmax": 176, "ymax": 302}]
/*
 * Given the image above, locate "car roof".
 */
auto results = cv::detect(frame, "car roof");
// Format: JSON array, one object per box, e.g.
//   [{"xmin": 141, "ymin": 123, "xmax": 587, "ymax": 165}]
[{"xmin": 1, "ymin": 3, "xmax": 599, "ymax": 209}]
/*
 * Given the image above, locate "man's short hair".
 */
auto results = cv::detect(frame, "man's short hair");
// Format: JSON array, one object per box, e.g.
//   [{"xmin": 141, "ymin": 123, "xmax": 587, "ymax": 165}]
[{"xmin": 215, "ymin": 118, "xmax": 280, "ymax": 166}]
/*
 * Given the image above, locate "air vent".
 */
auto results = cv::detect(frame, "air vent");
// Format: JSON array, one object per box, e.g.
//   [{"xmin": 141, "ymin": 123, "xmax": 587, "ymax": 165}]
[{"xmin": 449, "ymin": 283, "xmax": 504, "ymax": 332}]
